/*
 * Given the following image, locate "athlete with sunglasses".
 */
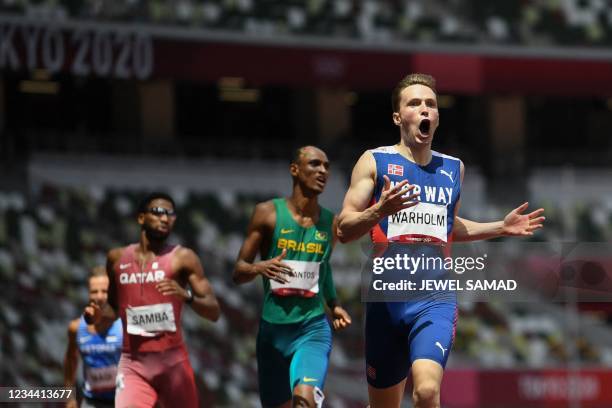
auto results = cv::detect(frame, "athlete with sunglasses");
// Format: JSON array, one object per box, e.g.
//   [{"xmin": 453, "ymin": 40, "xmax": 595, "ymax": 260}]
[{"xmin": 85, "ymin": 192, "xmax": 220, "ymax": 408}]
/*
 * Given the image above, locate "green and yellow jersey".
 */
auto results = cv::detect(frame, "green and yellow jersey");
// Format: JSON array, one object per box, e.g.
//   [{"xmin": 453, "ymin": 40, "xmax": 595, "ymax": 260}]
[{"xmin": 261, "ymin": 198, "xmax": 337, "ymax": 324}]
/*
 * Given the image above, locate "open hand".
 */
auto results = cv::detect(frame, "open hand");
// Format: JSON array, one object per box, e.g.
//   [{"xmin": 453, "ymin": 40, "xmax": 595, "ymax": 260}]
[
  {"xmin": 375, "ymin": 175, "xmax": 419, "ymax": 218},
  {"xmin": 503, "ymin": 202, "xmax": 545, "ymax": 236},
  {"xmin": 256, "ymin": 249, "xmax": 294, "ymax": 284}
]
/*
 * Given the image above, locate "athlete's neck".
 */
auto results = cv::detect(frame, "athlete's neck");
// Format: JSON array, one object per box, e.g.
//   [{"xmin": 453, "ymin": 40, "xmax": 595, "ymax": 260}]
[
  {"xmin": 139, "ymin": 232, "xmax": 167, "ymax": 255},
  {"xmin": 396, "ymin": 140, "xmax": 432, "ymax": 166},
  {"xmin": 287, "ymin": 190, "xmax": 319, "ymax": 220}
]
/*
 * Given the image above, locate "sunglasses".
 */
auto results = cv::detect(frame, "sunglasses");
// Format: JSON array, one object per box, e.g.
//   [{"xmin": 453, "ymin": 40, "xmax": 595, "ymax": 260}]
[{"xmin": 147, "ymin": 207, "xmax": 176, "ymax": 217}]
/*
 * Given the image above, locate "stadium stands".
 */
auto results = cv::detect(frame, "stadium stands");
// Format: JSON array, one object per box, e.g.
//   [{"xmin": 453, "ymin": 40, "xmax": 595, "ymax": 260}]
[{"xmin": 3, "ymin": 0, "xmax": 612, "ymax": 46}]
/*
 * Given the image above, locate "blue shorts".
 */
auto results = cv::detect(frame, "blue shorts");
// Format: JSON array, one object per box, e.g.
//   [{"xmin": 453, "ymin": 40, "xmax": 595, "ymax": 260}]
[
  {"xmin": 365, "ymin": 300, "xmax": 457, "ymax": 389},
  {"xmin": 256, "ymin": 314, "xmax": 332, "ymax": 407}
]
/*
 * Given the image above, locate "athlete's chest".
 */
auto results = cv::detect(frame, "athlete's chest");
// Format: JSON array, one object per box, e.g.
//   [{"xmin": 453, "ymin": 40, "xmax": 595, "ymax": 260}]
[
  {"xmin": 276, "ymin": 227, "xmax": 330, "ymax": 256},
  {"xmin": 78, "ymin": 328, "xmax": 121, "ymax": 355},
  {"xmin": 273, "ymin": 206, "xmax": 332, "ymax": 258},
  {"xmin": 116, "ymin": 253, "xmax": 177, "ymax": 286},
  {"xmin": 382, "ymin": 163, "xmax": 457, "ymax": 206}
]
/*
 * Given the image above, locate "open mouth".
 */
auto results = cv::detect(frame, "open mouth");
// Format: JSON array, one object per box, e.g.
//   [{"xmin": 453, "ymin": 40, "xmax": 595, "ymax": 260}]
[
  {"xmin": 316, "ymin": 177, "xmax": 327, "ymax": 186},
  {"xmin": 419, "ymin": 119, "xmax": 431, "ymax": 135}
]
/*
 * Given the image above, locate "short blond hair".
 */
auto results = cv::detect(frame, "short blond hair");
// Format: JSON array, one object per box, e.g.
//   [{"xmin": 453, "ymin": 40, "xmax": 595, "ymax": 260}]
[
  {"xmin": 90, "ymin": 265, "xmax": 107, "ymax": 278},
  {"xmin": 391, "ymin": 73, "xmax": 437, "ymax": 112}
]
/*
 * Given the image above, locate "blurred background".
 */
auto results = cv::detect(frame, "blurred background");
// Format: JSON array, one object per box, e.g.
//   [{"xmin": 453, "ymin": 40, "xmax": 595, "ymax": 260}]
[{"xmin": 1, "ymin": 0, "xmax": 612, "ymax": 407}]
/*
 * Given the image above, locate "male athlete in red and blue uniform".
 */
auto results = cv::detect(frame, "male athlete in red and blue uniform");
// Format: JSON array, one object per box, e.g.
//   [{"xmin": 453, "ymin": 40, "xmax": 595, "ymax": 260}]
[{"xmin": 338, "ymin": 73, "xmax": 545, "ymax": 408}]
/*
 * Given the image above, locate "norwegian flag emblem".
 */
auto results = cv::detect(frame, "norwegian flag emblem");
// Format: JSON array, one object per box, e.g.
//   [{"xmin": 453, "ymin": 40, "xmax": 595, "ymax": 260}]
[{"xmin": 387, "ymin": 164, "xmax": 404, "ymax": 176}]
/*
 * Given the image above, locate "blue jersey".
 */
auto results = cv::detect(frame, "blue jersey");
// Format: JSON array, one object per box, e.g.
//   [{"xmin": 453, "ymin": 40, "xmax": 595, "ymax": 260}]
[
  {"xmin": 76, "ymin": 316, "xmax": 122, "ymax": 400},
  {"xmin": 364, "ymin": 146, "xmax": 461, "ymax": 387},
  {"xmin": 369, "ymin": 145, "xmax": 461, "ymax": 245}
]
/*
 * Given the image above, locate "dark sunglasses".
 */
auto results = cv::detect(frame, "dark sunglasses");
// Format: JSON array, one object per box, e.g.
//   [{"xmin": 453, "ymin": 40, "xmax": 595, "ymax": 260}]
[{"xmin": 147, "ymin": 207, "xmax": 176, "ymax": 217}]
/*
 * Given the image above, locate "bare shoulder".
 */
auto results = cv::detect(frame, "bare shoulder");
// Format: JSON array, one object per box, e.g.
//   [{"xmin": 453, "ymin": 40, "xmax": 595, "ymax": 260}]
[
  {"xmin": 107, "ymin": 246, "xmax": 126, "ymax": 263},
  {"xmin": 357, "ymin": 150, "xmax": 376, "ymax": 167},
  {"xmin": 68, "ymin": 318, "xmax": 80, "ymax": 334},
  {"xmin": 252, "ymin": 200, "xmax": 276, "ymax": 230},
  {"xmin": 353, "ymin": 150, "xmax": 376, "ymax": 177},
  {"xmin": 174, "ymin": 246, "xmax": 199, "ymax": 262},
  {"xmin": 173, "ymin": 246, "xmax": 204, "ymax": 275},
  {"xmin": 254, "ymin": 200, "xmax": 275, "ymax": 216}
]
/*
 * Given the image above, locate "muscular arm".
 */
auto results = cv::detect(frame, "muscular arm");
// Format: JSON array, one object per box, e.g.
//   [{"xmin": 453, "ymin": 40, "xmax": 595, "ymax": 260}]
[
  {"xmin": 63, "ymin": 319, "xmax": 79, "ymax": 408},
  {"xmin": 451, "ymin": 161, "xmax": 503, "ymax": 241},
  {"xmin": 326, "ymin": 215, "xmax": 342, "ymax": 306},
  {"xmin": 452, "ymin": 161, "xmax": 544, "ymax": 241},
  {"xmin": 324, "ymin": 216, "xmax": 352, "ymax": 330},
  {"xmin": 233, "ymin": 202, "xmax": 273, "ymax": 284},
  {"xmin": 177, "ymin": 248, "xmax": 221, "ymax": 322},
  {"xmin": 338, "ymin": 151, "xmax": 417, "ymax": 243},
  {"xmin": 233, "ymin": 201, "xmax": 292, "ymax": 285},
  {"xmin": 105, "ymin": 248, "xmax": 121, "ymax": 314},
  {"xmin": 337, "ymin": 152, "xmax": 381, "ymax": 243},
  {"xmin": 320, "ymin": 261, "xmax": 337, "ymax": 308},
  {"xmin": 453, "ymin": 217, "xmax": 505, "ymax": 242}
]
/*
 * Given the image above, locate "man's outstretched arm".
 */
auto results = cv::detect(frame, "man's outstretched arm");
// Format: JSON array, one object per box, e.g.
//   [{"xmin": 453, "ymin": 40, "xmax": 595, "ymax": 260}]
[
  {"xmin": 453, "ymin": 204, "xmax": 545, "ymax": 242},
  {"xmin": 452, "ymin": 161, "xmax": 545, "ymax": 242}
]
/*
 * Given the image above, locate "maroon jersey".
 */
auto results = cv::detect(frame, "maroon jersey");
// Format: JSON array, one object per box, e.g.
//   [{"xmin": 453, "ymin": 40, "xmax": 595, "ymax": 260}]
[{"xmin": 114, "ymin": 244, "xmax": 185, "ymax": 353}]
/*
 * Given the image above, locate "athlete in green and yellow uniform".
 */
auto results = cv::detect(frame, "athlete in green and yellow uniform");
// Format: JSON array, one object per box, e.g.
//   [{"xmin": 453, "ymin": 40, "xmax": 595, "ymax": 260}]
[{"xmin": 233, "ymin": 146, "xmax": 351, "ymax": 408}]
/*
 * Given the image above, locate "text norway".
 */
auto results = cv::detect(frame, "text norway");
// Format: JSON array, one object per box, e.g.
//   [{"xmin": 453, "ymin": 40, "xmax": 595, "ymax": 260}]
[{"xmin": 390, "ymin": 182, "xmax": 453, "ymax": 205}]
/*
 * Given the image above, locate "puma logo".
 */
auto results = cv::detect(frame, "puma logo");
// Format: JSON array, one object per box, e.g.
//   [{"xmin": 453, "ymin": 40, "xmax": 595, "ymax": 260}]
[
  {"xmin": 435, "ymin": 341, "xmax": 448, "ymax": 357},
  {"xmin": 439, "ymin": 169, "xmax": 454, "ymax": 183}
]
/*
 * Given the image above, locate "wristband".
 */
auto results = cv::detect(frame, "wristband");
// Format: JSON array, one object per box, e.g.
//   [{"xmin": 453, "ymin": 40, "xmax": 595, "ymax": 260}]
[{"xmin": 185, "ymin": 288, "xmax": 194, "ymax": 304}]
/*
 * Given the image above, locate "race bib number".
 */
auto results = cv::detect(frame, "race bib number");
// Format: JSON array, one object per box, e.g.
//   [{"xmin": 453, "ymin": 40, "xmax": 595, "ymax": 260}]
[
  {"xmin": 85, "ymin": 365, "xmax": 117, "ymax": 392},
  {"xmin": 126, "ymin": 303, "xmax": 176, "ymax": 337},
  {"xmin": 270, "ymin": 260, "xmax": 320, "ymax": 298},
  {"xmin": 387, "ymin": 202, "xmax": 448, "ymax": 243}
]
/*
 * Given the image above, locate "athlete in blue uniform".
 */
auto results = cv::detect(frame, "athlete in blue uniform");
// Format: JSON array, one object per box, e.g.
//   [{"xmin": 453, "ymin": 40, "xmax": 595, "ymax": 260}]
[
  {"xmin": 65, "ymin": 266, "xmax": 122, "ymax": 408},
  {"xmin": 338, "ymin": 73, "xmax": 545, "ymax": 407}
]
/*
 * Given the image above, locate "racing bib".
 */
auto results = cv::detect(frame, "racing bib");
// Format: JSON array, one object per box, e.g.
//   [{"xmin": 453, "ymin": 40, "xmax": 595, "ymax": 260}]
[
  {"xmin": 85, "ymin": 365, "xmax": 117, "ymax": 392},
  {"xmin": 126, "ymin": 303, "xmax": 176, "ymax": 337},
  {"xmin": 387, "ymin": 202, "xmax": 448, "ymax": 243},
  {"xmin": 270, "ymin": 260, "xmax": 320, "ymax": 298}
]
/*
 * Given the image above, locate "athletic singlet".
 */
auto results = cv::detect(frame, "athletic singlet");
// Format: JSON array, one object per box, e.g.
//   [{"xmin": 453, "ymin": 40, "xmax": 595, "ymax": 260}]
[
  {"xmin": 261, "ymin": 198, "xmax": 336, "ymax": 324},
  {"xmin": 76, "ymin": 316, "xmax": 122, "ymax": 400},
  {"xmin": 114, "ymin": 244, "xmax": 185, "ymax": 353},
  {"xmin": 369, "ymin": 145, "xmax": 461, "ymax": 246}
]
